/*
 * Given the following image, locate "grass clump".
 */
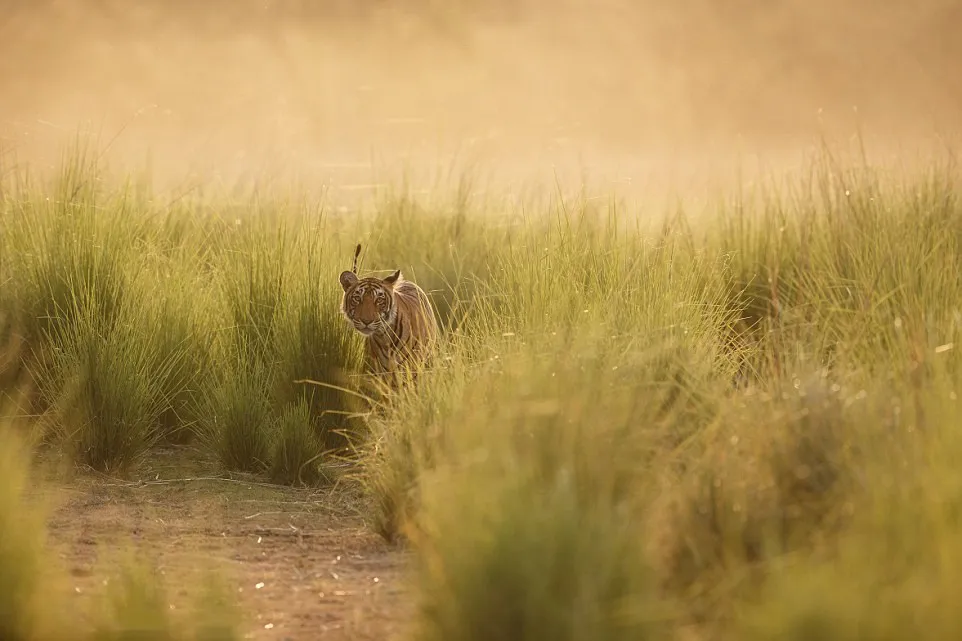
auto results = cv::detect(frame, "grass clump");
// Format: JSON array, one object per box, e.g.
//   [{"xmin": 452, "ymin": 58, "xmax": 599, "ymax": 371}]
[
  {"xmin": 647, "ymin": 367, "xmax": 865, "ymax": 626},
  {"xmin": 269, "ymin": 397, "xmax": 330, "ymax": 486},
  {"xmin": 269, "ymin": 232, "xmax": 365, "ymax": 449},
  {"xmin": 195, "ymin": 349, "xmax": 275, "ymax": 474},
  {"xmin": 0, "ymin": 153, "xmax": 213, "ymax": 469},
  {"xmin": 212, "ymin": 209, "xmax": 365, "ymax": 461},
  {"xmin": 403, "ymin": 335, "xmax": 722, "ymax": 641},
  {"xmin": 415, "ymin": 468, "xmax": 660, "ymax": 641},
  {"xmin": 220, "ymin": 218, "xmax": 291, "ymax": 366},
  {"xmin": 32, "ymin": 266, "xmax": 198, "ymax": 475},
  {"xmin": 0, "ymin": 158, "xmax": 367, "ymax": 481},
  {"xmin": 41, "ymin": 321, "xmax": 168, "ymax": 475},
  {"xmin": 144, "ymin": 258, "xmax": 217, "ymax": 445},
  {"xmin": 92, "ymin": 563, "xmax": 180, "ymax": 641},
  {"xmin": 1, "ymin": 163, "xmax": 135, "ymax": 350}
]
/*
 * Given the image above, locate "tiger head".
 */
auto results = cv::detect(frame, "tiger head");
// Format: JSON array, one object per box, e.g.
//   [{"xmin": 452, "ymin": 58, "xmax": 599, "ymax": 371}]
[{"xmin": 339, "ymin": 269, "xmax": 402, "ymax": 337}]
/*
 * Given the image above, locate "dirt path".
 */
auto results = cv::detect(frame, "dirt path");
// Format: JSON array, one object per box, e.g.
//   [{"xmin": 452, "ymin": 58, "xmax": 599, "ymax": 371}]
[{"xmin": 38, "ymin": 450, "xmax": 413, "ymax": 640}]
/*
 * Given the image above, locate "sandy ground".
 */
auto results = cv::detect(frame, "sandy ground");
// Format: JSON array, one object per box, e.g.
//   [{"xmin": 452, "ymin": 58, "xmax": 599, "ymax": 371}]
[
  {"xmin": 41, "ymin": 449, "xmax": 411, "ymax": 640},
  {"xmin": 2, "ymin": 0, "xmax": 960, "ymax": 203}
]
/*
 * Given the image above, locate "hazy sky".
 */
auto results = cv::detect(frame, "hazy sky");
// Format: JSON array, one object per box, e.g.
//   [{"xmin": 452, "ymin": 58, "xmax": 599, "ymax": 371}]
[{"xmin": 2, "ymin": 0, "xmax": 959, "ymax": 197}]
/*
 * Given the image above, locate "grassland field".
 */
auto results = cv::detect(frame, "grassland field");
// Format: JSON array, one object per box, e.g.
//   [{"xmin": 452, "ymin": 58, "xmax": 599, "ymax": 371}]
[{"xmin": 2, "ymin": 138, "xmax": 962, "ymax": 641}]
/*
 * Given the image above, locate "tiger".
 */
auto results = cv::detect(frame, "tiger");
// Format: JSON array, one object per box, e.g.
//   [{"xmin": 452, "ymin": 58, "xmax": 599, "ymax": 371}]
[{"xmin": 339, "ymin": 244, "xmax": 439, "ymax": 386}]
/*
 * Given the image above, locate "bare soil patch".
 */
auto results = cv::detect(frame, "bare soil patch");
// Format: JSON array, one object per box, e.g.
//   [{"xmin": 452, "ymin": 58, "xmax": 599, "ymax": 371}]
[{"xmin": 37, "ymin": 449, "xmax": 412, "ymax": 640}]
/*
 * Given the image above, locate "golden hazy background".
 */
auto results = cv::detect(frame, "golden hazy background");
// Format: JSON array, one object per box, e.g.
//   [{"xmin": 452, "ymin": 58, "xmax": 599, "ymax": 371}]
[{"xmin": 2, "ymin": 0, "xmax": 960, "ymax": 197}]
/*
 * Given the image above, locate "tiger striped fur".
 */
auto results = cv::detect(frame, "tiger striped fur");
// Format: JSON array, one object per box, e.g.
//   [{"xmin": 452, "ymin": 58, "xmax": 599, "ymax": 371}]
[{"xmin": 339, "ymin": 246, "xmax": 438, "ymax": 385}]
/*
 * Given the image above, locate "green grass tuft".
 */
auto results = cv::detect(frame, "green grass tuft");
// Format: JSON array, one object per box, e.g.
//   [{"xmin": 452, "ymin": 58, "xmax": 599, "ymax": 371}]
[
  {"xmin": 34, "ymin": 306, "xmax": 178, "ymax": 475},
  {"xmin": 269, "ymin": 397, "xmax": 331, "ymax": 486},
  {"xmin": 195, "ymin": 348, "xmax": 275, "ymax": 474}
]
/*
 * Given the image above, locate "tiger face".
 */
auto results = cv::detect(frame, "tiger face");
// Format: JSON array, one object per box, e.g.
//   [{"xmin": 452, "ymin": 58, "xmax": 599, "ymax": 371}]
[{"xmin": 339, "ymin": 269, "xmax": 401, "ymax": 337}]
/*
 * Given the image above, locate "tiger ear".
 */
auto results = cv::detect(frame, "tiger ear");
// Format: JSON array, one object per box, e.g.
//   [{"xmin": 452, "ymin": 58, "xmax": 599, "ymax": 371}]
[
  {"xmin": 382, "ymin": 270, "xmax": 401, "ymax": 286},
  {"xmin": 339, "ymin": 270, "xmax": 359, "ymax": 291}
]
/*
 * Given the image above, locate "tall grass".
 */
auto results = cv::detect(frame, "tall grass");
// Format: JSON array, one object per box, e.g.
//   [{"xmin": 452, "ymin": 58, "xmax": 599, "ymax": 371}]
[
  {"xmin": 734, "ymin": 369, "xmax": 962, "ymax": 641},
  {"xmin": 0, "ymin": 154, "xmax": 368, "ymax": 480},
  {"xmin": 405, "ymin": 336, "xmax": 721, "ymax": 641},
  {"xmin": 355, "ymin": 150, "xmax": 962, "ymax": 639},
  {"xmin": 356, "ymin": 188, "xmax": 509, "ymax": 333},
  {"xmin": 199, "ymin": 206, "xmax": 366, "ymax": 473},
  {"xmin": 4, "ymin": 141, "xmax": 962, "ymax": 638}
]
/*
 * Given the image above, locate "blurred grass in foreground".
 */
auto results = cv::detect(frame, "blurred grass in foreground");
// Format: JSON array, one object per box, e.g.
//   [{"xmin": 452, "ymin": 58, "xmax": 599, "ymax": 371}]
[{"xmin": 0, "ymin": 421, "xmax": 241, "ymax": 640}]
